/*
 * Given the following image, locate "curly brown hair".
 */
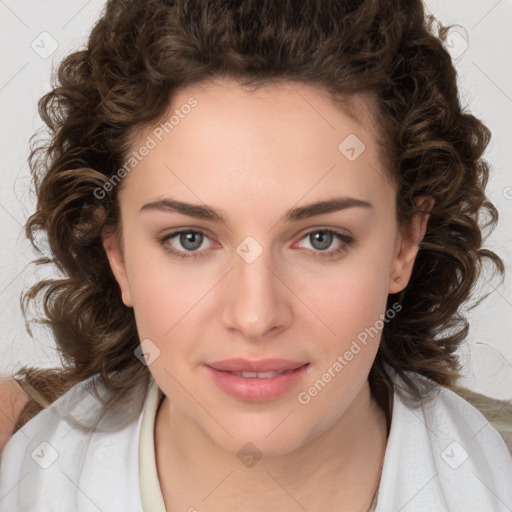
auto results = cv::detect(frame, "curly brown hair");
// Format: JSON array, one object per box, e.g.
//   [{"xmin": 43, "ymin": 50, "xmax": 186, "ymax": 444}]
[{"xmin": 15, "ymin": 0, "xmax": 504, "ymax": 430}]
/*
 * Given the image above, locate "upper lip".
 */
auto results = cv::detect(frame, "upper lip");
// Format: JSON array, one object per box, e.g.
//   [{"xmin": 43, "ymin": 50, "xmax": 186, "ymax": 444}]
[{"xmin": 206, "ymin": 358, "xmax": 308, "ymax": 373}]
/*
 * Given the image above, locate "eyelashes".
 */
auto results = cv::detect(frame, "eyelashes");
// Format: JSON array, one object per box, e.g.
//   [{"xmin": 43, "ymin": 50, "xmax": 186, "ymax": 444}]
[
  {"xmin": 158, "ymin": 230, "xmax": 212, "ymax": 259},
  {"xmin": 297, "ymin": 229, "xmax": 354, "ymax": 259},
  {"xmin": 157, "ymin": 228, "xmax": 354, "ymax": 260}
]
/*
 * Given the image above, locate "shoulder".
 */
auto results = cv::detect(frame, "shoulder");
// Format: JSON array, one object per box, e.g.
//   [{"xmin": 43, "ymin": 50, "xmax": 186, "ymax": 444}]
[
  {"xmin": 0, "ymin": 374, "xmax": 148, "ymax": 512},
  {"xmin": 375, "ymin": 367, "xmax": 512, "ymax": 512},
  {"xmin": 0, "ymin": 377, "xmax": 29, "ymax": 450},
  {"xmin": 448, "ymin": 384, "xmax": 512, "ymax": 454},
  {"xmin": 415, "ymin": 376, "xmax": 512, "ymax": 468}
]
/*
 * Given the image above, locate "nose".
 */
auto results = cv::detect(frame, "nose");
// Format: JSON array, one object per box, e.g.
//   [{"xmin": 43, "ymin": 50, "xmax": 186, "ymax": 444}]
[{"xmin": 221, "ymin": 241, "xmax": 292, "ymax": 341}]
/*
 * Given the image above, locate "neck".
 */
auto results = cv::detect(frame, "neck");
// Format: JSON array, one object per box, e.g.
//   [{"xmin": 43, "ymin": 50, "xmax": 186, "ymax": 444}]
[{"xmin": 155, "ymin": 381, "xmax": 388, "ymax": 512}]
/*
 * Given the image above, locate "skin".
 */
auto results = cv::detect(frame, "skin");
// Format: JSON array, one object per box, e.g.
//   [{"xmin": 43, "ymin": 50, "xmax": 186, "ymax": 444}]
[
  {"xmin": 0, "ymin": 378, "xmax": 29, "ymax": 452},
  {"xmin": 103, "ymin": 78, "xmax": 429, "ymax": 511}
]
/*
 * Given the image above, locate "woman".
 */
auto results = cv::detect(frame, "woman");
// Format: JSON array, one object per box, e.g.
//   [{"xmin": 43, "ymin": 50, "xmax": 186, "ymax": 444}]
[{"xmin": 1, "ymin": 0, "xmax": 511, "ymax": 511}]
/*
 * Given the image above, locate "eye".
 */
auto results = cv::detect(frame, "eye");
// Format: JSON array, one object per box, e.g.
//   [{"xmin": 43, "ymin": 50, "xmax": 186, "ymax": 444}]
[
  {"xmin": 294, "ymin": 229, "xmax": 354, "ymax": 259},
  {"xmin": 158, "ymin": 229, "xmax": 213, "ymax": 259}
]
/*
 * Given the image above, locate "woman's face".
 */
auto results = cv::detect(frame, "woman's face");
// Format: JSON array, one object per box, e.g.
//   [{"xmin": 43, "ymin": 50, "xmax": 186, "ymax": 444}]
[{"xmin": 104, "ymin": 78, "xmax": 425, "ymax": 456}]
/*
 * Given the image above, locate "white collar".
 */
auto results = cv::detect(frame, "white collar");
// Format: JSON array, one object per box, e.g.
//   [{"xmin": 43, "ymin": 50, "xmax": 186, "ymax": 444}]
[{"xmin": 375, "ymin": 367, "xmax": 512, "ymax": 511}]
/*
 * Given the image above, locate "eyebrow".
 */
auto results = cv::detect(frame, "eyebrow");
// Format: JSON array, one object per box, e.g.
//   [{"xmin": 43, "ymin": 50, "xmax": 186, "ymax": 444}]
[{"xmin": 139, "ymin": 196, "xmax": 373, "ymax": 223}]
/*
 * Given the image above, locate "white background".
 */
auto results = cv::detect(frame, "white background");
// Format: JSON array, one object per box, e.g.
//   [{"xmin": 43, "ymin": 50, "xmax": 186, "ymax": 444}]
[{"xmin": 0, "ymin": 0, "xmax": 511, "ymax": 399}]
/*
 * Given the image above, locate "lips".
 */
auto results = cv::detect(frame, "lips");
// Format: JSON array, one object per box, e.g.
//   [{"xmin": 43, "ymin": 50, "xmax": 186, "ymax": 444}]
[
  {"xmin": 204, "ymin": 359, "xmax": 310, "ymax": 401},
  {"xmin": 206, "ymin": 358, "xmax": 308, "ymax": 374},
  {"xmin": 228, "ymin": 370, "xmax": 296, "ymax": 378}
]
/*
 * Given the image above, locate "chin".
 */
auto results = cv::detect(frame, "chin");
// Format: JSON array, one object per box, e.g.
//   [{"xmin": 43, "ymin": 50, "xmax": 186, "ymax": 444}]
[
  {"xmin": 220, "ymin": 432, "xmax": 308, "ymax": 461},
  {"xmin": 201, "ymin": 413, "xmax": 318, "ymax": 461}
]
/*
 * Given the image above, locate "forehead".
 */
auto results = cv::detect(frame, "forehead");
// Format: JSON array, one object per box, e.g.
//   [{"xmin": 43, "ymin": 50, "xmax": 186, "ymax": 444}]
[
  {"xmin": 120, "ymin": 79, "xmax": 394, "ymax": 214},
  {"xmin": 154, "ymin": 78, "xmax": 383, "ymax": 153}
]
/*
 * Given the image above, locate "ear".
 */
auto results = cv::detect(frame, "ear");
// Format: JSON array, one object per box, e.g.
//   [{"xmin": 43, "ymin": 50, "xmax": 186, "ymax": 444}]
[
  {"xmin": 102, "ymin": 227, "xmax": 133, "ymax": 308},
  {"xmin": 388, "ymin": 196, "xmax": 434, "ymax": 294}
]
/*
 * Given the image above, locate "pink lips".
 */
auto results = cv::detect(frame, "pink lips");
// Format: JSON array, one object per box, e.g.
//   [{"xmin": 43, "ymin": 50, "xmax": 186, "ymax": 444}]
[{"xmin": 204, "ymin": 358, "xmax": 310, "ymax": 402}]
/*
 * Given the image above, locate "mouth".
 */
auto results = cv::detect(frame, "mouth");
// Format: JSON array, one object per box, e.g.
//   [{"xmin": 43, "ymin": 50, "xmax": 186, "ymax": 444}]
[
  {"xmin": 204, "ymin": 358, "xmax": 310, "ymax": 401},
  {"xmin": 206, "ymin": 357, "xmax": 309, "ymax": 373},
  {"xmin": 225, "ymin": 369, "xmax": 299, "ymax": 378}
]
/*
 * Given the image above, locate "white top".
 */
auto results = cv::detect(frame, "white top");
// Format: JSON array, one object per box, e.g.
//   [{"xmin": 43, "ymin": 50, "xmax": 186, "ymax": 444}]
[
  {"xmin": 138, "ymin": 378, "xmax": 166, "ymax": 512},
  {"xmin": 1, "ymin": 367, "xmax": 511, "ymax": 511}
]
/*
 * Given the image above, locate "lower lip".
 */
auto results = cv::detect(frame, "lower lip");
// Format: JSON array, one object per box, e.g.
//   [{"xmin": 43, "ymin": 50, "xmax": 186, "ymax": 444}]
[{"xmin": 204, "ymin": 364, "xmax": 310, "ymax": 402}]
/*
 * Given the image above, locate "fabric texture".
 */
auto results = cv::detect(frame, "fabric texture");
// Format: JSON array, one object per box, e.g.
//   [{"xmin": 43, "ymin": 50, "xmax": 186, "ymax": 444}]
[
  {"xmin": 0, "ymin": 376, "xmax": 146, "ymax": 511},
  {"xmin": 1, "ymin": 367, "xmax": 511, "ymax": 511}
]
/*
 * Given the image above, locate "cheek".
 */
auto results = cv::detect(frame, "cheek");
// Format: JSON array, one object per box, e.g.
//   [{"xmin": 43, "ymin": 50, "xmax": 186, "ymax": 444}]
[
  {"xmin": 127, "ymin": 264, "xmax": 205, "ymax": 385},
  {"xmin": 129, "ymin": 266, "xmax": 206, "ymax": 341},
  {"xmin": 121, "ymin": 234, "xmax": 208, "ymax": 336},
  {"xmin": 293, "ymin": 239, "xmax": 394, "ymax": 337},
  {"xmin": 293, "ymin": 261, "xmax": 392, "ymax": 426}
]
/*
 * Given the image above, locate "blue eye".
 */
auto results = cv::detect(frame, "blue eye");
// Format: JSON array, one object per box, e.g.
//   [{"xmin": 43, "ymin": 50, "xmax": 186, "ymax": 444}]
[
  {"xmin": 158, "ymin": 230, "xmax": 211, "ymax": 259},
  {"xmin": 295, "ymin": 229, "xmax": 354, "ymax": 259},
  {"xmin": 157, "ymin": 228, "xmax": 353, "ymax": 260}
]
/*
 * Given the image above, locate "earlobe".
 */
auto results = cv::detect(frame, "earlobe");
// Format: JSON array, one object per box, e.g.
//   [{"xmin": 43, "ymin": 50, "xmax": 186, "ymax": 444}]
[
  {"xmin": 388, "ymin": 196, "xmax": 434, "ymax": 294},
  {"xmin": 102, "ymin": 229, "xmax": 133, "ymax": 307}
]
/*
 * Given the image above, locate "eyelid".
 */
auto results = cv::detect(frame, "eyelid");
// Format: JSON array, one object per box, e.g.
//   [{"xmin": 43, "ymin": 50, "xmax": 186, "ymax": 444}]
[
  {"xmin": 291, "ymin": 228, "xmax": 353, "ymax": 255},
  {"xmin": 292, "ymin": 224, "xmax": 353, "ymax": 242}
]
